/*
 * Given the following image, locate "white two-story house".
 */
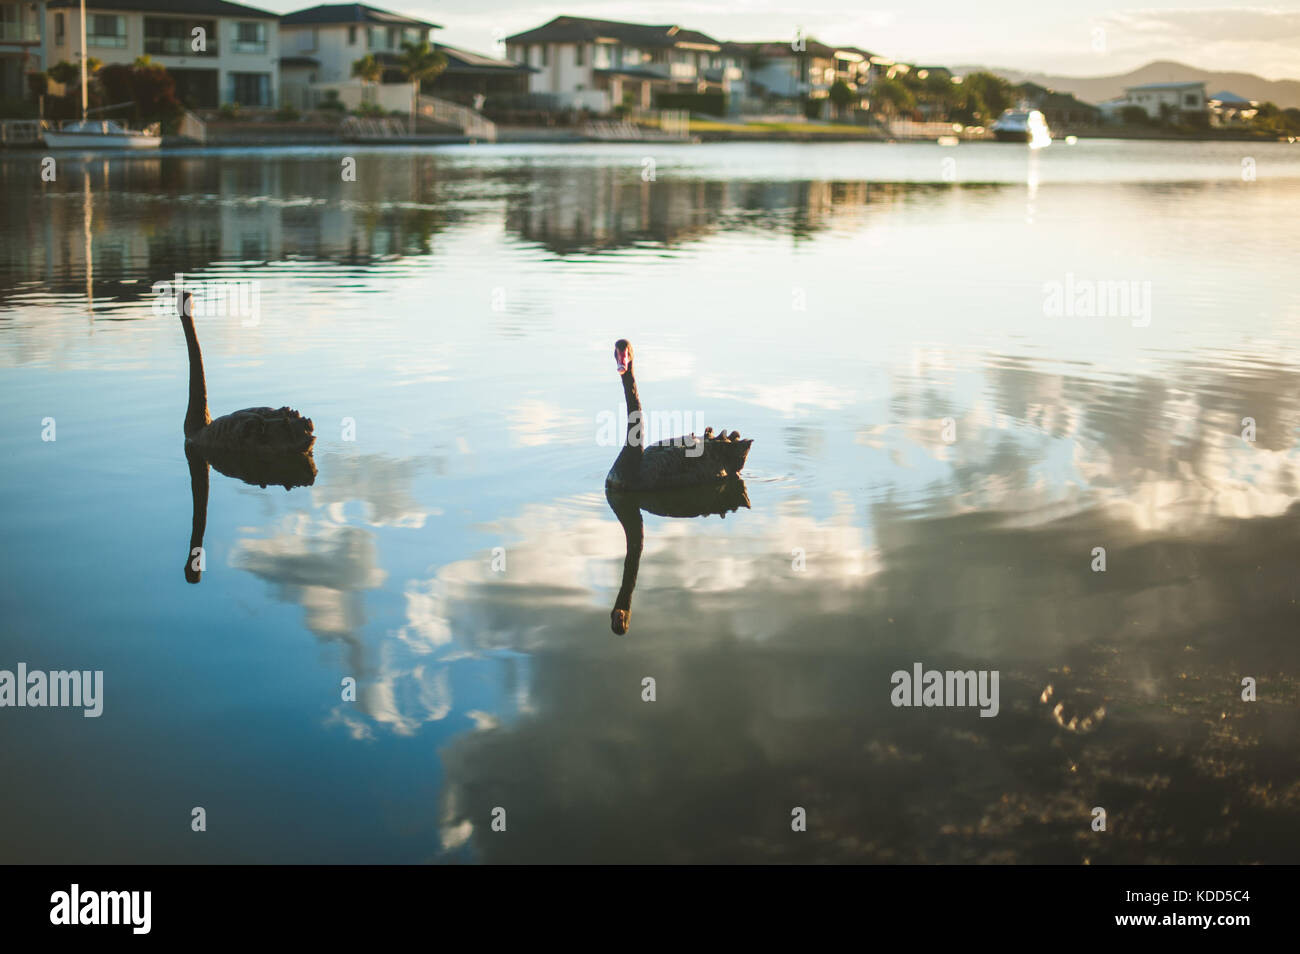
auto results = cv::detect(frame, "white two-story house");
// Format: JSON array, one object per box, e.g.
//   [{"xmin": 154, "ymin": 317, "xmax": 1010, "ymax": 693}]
[
  {"xmin": 1119, "ymin": 81, "xmax": 1208, "ymax": 121},
  {"xmin": 45, "ymin": 0, "xmax": 279, "ymax": 108},
  {"xmin": 278, "ymin": 3, "xmax": 437, "ymax": 111},
  {"xmin": 506, "ymin": 15, "xmax": 734, "ymax": 113}
]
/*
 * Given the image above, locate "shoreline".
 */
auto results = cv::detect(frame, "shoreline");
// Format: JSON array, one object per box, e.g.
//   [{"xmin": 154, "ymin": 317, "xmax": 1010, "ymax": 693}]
[{"xmin": 2, "ymin": 125, "xmax": 1293, "ymax": 150}]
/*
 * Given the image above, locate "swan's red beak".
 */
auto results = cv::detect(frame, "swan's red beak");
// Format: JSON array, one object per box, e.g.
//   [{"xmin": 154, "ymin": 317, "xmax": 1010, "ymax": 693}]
[{"xmin": 615, "ymin": 347, "xmax": 629, "ymax": 374}]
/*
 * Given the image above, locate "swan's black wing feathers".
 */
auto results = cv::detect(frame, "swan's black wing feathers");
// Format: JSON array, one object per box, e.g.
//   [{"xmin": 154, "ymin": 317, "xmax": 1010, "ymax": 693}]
[
  {"xmin": 190, "ymin": 406, "xmax": 315, "ymax": 455},
  {"xmin": 635, "ymin": 431, "xmax": 752, "ymax": 490}
]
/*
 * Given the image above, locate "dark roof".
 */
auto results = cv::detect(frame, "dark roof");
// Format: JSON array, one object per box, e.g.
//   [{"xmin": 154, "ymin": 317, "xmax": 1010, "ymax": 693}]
[
  {"xmin": 281, "ymin": 4, "xmax": 439, "ymax": 29},
  {"xmin": 506, "ymin": 15, "xmax": 718, "ymax": 49},
  {"xmin": 725, "ymin": 39, "xmax": 838, "ymax": 59},
  {"xmin": 434, "ymin": 44, "xmax": 535, "ymax": 75},
  {"xmin": 593, "ymin": 67, "xmax": 666, "ymax": 80},
  {"xmin": 1125, "ymin": 81, "xmax": 1205, "ymax": 92},
  {"xmin": 49, "ymin": 0, "xmax": 278, "ymax": 16}
]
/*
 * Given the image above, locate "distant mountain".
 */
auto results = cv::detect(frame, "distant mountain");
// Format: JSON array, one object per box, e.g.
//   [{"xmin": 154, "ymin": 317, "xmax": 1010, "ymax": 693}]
[{"xmin": 952, "ymin": 60, "xmax": 1300, "ymax": 108}]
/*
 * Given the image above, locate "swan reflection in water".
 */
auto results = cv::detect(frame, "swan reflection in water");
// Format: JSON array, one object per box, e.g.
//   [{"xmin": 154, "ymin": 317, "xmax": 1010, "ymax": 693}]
[
  {"xmin": 177, "ymin": 290, "xmax": 316, "ymax": 583},
  {"xmin": 605, "ymin": 478, "xmax": 751, "ymax": 634},
  {"xmin": 184, "ymin": 444, "xmax": 316, "ymax": 583}
]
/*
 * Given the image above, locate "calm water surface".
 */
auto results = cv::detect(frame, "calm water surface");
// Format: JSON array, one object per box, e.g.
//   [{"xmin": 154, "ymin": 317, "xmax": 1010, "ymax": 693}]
[{"xmin": 1, "ymin": 140, "xmax": 1298, "ymax": 863}]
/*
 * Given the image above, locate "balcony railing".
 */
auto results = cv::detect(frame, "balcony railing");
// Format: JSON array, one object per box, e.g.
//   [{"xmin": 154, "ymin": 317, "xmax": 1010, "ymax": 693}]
[
  {"xmin": 0, "ymin": 21, "xmax": 40, "ymax": 43},
  {"xmin": 145, "ymin": 37, "xmax": 218, "ymax": 56}
]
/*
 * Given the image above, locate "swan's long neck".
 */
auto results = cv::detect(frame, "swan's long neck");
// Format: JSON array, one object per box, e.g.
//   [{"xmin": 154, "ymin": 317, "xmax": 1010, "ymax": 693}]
[
  {"xmin": 615, "ymin": 507, "xmax": 642, "ymax": 614},
  {"xmin": 610, "ymin": 496, "xmax": 643, "ymax": 626},
  {"xmin": 621, "ymin": 368, "xmax": 643, "ymax": 447},
  {"xmin": 613, "ymin": 367, "xmax": 644, "ymax": 480},
  {"xmin": 181, "ymin": 306, "xmax": 211, "ymax": 438},
  {"xmin": 185, "ymin": 445, "xmax": 209, "ymax": 584}
]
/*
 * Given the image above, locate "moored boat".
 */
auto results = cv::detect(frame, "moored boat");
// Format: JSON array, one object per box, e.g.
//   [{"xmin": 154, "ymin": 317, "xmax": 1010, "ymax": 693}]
[
  {"xmin": 43, "ymin": 119, "xmax": 161, "ymax": 150},
  {"xmin": 991, "ymin": 109, "xmax": 1051, "ymax": 146}
]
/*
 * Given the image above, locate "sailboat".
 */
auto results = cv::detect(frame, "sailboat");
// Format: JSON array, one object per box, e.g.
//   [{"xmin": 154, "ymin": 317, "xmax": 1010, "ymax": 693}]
[{"xmin": 43, "ymin": 0, "xmax": 161, "ymax": 149}]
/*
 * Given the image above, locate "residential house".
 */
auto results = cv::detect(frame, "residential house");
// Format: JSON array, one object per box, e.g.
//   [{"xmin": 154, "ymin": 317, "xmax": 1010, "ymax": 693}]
[
  {"xmin": 1117, "ymin": 80, "xmax": 1207, "ymax": 122},
  {"xmin": 44, "ymin": 0, "xmax": 279, "ymax": 108},
  {"xmin": 280, "ymin": 4, "xmax": 527, "ymax": 114},
  {"xmin": 279, "ymin": 3, "xmax": 435, "ymax": 84},
  {"xmin": 1208, "ymin": 90, "xmax": 1257, "ymax": 126},
  {"xmin": 731, "ymin": 39, "xmax": 835, "ymax": 105},
  {"xmin": 279, "ymin": 3, "xmax": 437, "ymax": 111},
  {"xmin": 505, "ymin": 15, "xmax": 729, "ymax": 113},
  {"xmin": 731, "ymin": 39, "xmax": 884, "ymax": 116},
  {"xmin": 430, "ymin": 43, "xmax": 534, "ymax": 108},
  {"xmin": 1, "ymin": 0, "xmax": 45, "ymax": 103}
]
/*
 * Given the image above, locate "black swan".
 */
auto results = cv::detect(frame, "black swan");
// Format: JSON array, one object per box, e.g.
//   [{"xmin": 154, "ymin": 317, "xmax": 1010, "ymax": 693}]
[
  {"xmin": 606, "ymin": 479, "xmax": 750, "ymax": 634},
  {"xmin": 179, "ymin": 291, "xmax": 315, "ymax": 456},
  {"xmin": 605, "ymin": 339, "xmax": 752, "ymax": 491},
  {"xmin": 178, "ymin": 289, "xmax": 316, "ymax": 583}
]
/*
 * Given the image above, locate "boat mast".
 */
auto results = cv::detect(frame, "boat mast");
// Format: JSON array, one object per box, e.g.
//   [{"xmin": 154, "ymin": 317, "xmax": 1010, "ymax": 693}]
[{"xmin": 79, "ymin": 0, "xmax": 88, "ymax": 120}]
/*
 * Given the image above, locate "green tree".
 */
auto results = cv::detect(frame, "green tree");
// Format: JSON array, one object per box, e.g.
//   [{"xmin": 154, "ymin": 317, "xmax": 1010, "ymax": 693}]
[
  {"xmin": 351, "ymin": 53, "xmax": 383, "ymax": 107},
  {"xmin": 960, "ymin": 71, "xmax": 1014, "ymax": 123},
  {"xmin": 871, "ymin": 75, "xmax": 915, "ymax": 118},
  {"xmin": 46, "ymin": 60, "xmax": 80, "ymax": 86},
  {"xmin": 396, "ymin": 40, "xmax": 447, "ymax": 134},
  {"xmin": 920, "ymin": 71, "xmax": 957, "ymax": 119},
  {"xmin": 828, "ymin": 79, "xmax": 855, "ymax": 119},
  {"xmin": 97, "ymin": 59, "xmax": 181, "ymax": 129}
]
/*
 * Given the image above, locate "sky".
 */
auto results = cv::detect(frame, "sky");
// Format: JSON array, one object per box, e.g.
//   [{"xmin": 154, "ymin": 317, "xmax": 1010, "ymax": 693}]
[{"xmin": 256, "ymin": 2, "xmax": 1300, "ymax": 79}]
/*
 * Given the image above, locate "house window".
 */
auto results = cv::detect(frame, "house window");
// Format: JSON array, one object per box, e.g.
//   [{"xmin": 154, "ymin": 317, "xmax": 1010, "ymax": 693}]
[
  {"xmin": 88, "ymin": 14, "xmax": 127, "ymax": 48},
  {"xmin": 299, "ymin": 28, "xmax": 318, "ymax": 52},
  {"xmin": 541, "ymin": 45, "xmax": 549, "ymax": 67},
  {"xmin": 228, "ymin": 72, "xmax": 271, "ymax": 106},
  {"xmin": 574, "ymin": 43, "xmax": 584, "ymax": 66},
  {"xmin": 403, "ymin": 28, "xmax": 421, "ymax": 46},
  {"xmin": 387, "ymin": 28, "xmax": 397, "ymax": 48},
  {"xmin": 54, "ymin": 12, "xmax": 64, "ymax": 44},
  {"xmin": 348, "ymin": 26, "xmax": 356, "ymax": 45},
  {"xmin": 1184, "ymin": 93, "xmax": 1197, "ymax": 106},
  {"xmin": 233, "ymin": 21, "xmax": 267, "ymax": 54}
]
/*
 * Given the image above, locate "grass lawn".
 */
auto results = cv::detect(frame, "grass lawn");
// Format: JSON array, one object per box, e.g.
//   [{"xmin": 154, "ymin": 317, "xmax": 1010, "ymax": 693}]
[{"xmin": 683, "ymin": 119, "xmax": 876, "ymax": 135}]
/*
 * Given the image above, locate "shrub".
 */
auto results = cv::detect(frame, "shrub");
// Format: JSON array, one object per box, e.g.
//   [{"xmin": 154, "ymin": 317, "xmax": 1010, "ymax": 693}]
[
  {"xmin": 1119, "ymin": 105, "xmax": 1148, "ymax": 125},
  {"xmin": 653, "ymin": 91, "xmax": 725, "ymax": 116}
]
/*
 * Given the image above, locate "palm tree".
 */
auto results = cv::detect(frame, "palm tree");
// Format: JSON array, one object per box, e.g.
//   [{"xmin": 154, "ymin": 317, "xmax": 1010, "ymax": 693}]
[
  {"xmin": 396, "ymin": 40, "xmax": 447, "ymax": 134},
  {"xmin": 350, "ymin": 53, "xmax": 382, "ymax": 106}
]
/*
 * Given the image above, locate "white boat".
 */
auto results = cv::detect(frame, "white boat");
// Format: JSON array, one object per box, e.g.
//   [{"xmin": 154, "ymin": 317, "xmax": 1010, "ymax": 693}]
[
  {"xmin": 991, "ymin": 109, "xmax": 1051, "ymax": 146},
  {"xmin": 43, "ymin": 119, "xmax": 161, "ymax": 150}
]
